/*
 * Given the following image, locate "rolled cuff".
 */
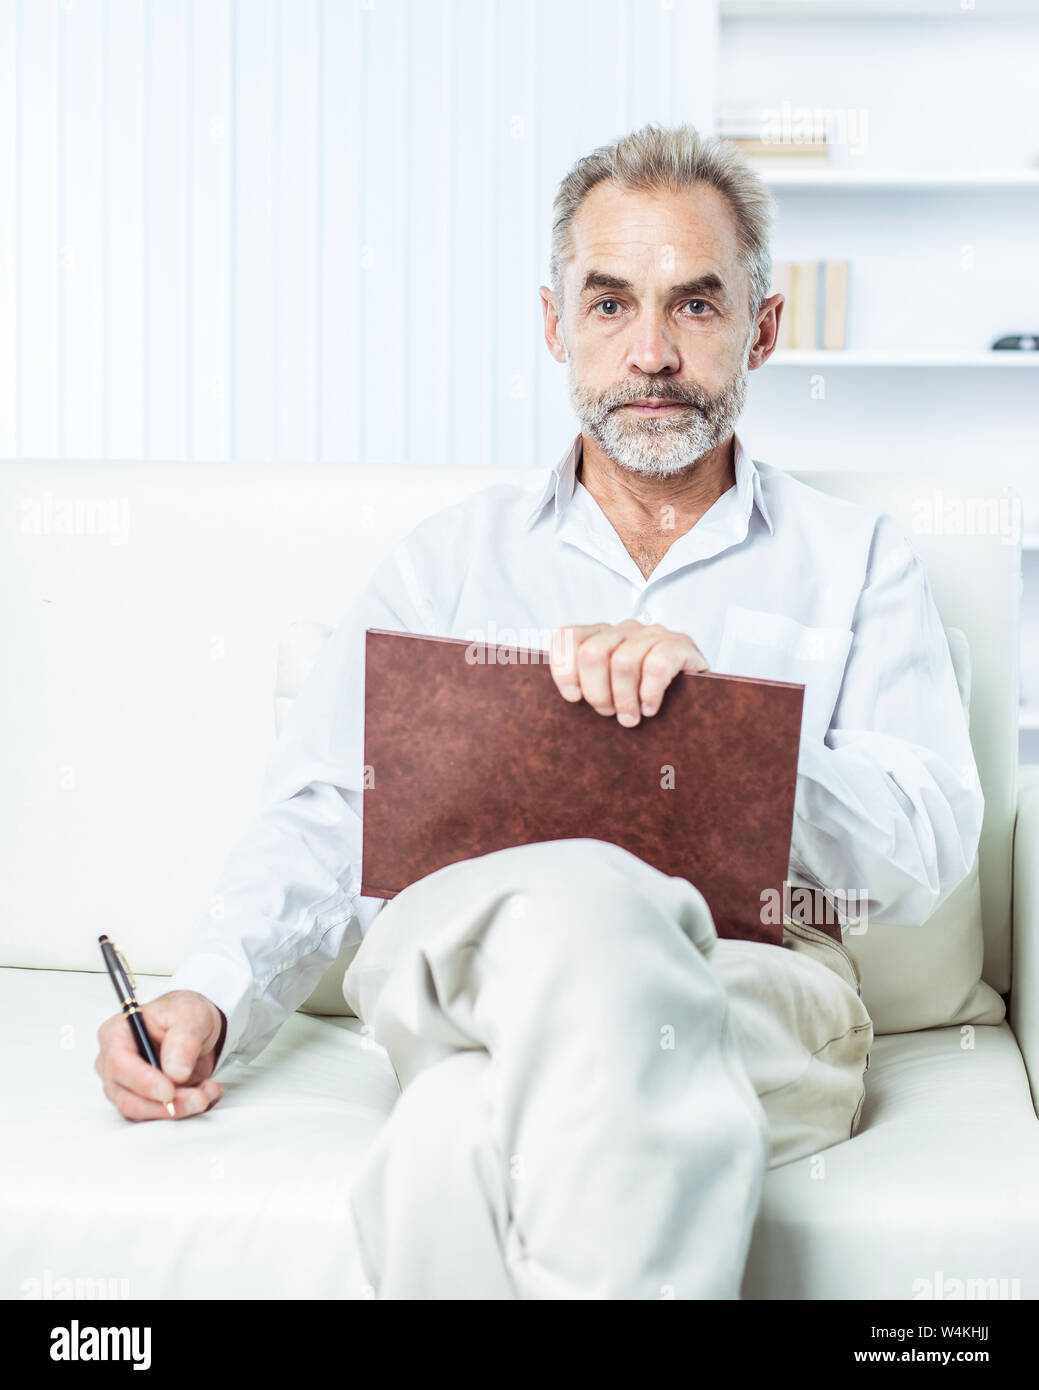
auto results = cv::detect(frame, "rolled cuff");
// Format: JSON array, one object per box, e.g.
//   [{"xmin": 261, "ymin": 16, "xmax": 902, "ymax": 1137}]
[{"xmin": 165, "ymin": 951, "xmax": 256, "ymax": 1078}]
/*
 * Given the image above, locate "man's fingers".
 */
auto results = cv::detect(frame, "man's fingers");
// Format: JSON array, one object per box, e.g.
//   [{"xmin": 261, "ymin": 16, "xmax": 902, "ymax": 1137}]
[
  {"xmin": 576, "ymin": 626, "xmax": 640, "ymax": 715},
  {"xmin": 607, "ymin": 629, "xmax": 674, "ymax": 724},
  {"xmin": 103, "ymin": 1077, "xmax": 223, "ymax": 1122},
  {"xmin": 95, "ymin": 991, "xmax": 225, "ymax": 1126},
  {"xmin": 549, "ymin": 624, "xmax": 607, "ymax": 699},
  {"xmin": 636, "ymin": 637, "xmax": 700, "ymax": 718},
  {"xmin": 549, "ymin": 622, "xmax": 710, "ymax": 723},
  {"xmin": 160, "ymin": 1026, "xmax": 208, "ymax": 1086},
  {"xmin": 98, "ymin": 1018, "xmax": 177, "ymax": 1106},
  {"xmin": 104, "ymin": 1079, "xmax": 171, "ymax": 1122},
  {"xmin": 576, "ymin": 622, "xmax": 670, "ymax": 722}
]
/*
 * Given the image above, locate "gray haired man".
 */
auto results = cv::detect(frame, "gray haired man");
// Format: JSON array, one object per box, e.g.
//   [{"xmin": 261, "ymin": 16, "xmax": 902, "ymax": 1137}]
[{"xmin": 96, "ymin": 125, "xmax": 980, "ymax": 1300}]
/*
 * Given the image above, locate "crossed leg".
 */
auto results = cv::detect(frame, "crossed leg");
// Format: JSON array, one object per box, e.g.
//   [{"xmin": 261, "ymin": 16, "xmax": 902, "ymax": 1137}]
[{"xmin": 343, "ymin": 838, "xmax": 773, "ymax": 1300}]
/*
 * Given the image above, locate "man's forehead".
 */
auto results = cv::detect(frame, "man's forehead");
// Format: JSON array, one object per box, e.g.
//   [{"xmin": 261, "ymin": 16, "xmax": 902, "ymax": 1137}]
[{"xmin": 568, "ymin": 183, "xmax": 739, "ymax": 275}]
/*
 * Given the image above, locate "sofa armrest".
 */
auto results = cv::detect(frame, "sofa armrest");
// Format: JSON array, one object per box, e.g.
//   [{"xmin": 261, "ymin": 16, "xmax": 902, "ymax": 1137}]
[{"xmin": 1011, "ymin": 765, "xmax": 1039, "ymax": 1115}]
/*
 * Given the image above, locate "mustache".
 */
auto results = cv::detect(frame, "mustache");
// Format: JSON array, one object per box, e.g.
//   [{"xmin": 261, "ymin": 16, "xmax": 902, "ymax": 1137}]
[{"xmin": 603, "ymin": 382, "xmax": 706, "ymax": 412}]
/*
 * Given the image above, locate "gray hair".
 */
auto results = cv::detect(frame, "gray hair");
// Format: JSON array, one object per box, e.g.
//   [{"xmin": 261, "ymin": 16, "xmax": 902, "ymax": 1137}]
[{"xmin": 549, "ymin": 122, "xmax": 776, "ymax": 320}]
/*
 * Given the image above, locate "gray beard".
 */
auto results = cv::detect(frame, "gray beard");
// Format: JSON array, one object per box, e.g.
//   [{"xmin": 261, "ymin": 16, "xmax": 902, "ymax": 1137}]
[{"xmin": 567, "ymin": 349, "xmax": 750, "ymax": 479}]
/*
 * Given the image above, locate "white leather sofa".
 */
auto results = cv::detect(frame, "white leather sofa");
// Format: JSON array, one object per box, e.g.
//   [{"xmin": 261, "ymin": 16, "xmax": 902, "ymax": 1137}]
[{"xmin": 2, "ymin": 458, "xmax": 1036, "ymax": 1301}]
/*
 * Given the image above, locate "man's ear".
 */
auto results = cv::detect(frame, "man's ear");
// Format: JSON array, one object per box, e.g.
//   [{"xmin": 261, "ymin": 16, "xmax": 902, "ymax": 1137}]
[
  {"xmin": 747, "ymin": 292, "xmax": 784, "ymax": 370},
  {"xmin": 540, "ymin": 285, "xmax": 568, "ymax": 365}
]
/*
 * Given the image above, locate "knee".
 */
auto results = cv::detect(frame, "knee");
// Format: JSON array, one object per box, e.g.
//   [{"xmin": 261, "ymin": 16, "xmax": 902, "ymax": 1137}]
[
  {"xmin": 490, "ymin": 838, "xmax": 707, "ymax": 970},
  {"xmin": 497, "ymin": 838, "xmax": 646, "ymax": 934},
  {"xmin": 495, "ymin": 837, "xmax": 656, "ymax": 907}
]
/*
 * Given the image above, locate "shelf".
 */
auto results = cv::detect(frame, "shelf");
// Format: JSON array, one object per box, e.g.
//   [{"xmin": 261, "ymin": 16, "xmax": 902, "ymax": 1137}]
[
  {"xmin": 754, "ymin": 168, "xmax": 1039, "ymax": 191},
  {"xmin": 769, "ymin": 350, "xmax": 1039, "ymax": 367},
  {"xmin": 722, "ymin": 1, "xmax": 1039, "ymax": 17}
]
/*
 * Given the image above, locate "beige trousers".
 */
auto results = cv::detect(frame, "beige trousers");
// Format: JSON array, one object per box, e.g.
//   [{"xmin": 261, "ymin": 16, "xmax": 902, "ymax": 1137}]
[{"xmin": 342, "ymin": 837, "xmax": 872, "ymax": 1300}]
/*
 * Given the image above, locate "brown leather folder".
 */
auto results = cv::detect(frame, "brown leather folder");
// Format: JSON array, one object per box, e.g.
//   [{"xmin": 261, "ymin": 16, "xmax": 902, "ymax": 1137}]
[{"xmin": 360, "ymin": 629, "xmax": 806, "ymax": 945}]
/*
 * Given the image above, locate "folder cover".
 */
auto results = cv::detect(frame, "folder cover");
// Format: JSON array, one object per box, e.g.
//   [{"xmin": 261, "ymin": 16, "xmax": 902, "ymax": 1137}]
[{"xmin": 360, "ymin": 629, "xmax": 806, "ymax": 945}]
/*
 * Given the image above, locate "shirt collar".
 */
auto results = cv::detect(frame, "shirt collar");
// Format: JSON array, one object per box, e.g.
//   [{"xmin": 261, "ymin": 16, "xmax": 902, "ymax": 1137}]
[{"xmin": 524, "ymin": 430, "xmax": 775, "ymax": 537}]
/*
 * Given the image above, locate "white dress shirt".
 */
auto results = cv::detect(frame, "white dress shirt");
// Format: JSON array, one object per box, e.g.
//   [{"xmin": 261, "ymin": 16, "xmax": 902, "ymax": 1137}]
[{"xmin": 168, "ymin": 431, "xmax": 983, "ymax": 1075}]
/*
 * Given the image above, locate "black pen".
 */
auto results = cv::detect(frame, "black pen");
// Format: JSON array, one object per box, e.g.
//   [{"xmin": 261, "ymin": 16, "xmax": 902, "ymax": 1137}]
[{"xmin": 98, "ymin": 934, "xmax": 176, "ymax": 1117}]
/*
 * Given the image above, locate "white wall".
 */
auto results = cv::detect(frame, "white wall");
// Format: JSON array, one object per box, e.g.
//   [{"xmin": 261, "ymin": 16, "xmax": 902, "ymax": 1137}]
[
  {"xmin": 4, "ymin": 1, "xmax": 1038, "ymax": 744},
  {"xmin": 3, "ymin": 1, "xmax": 1036, "ymax": 475},
  {"xmin": 0, "ymin": 0, "xmax": 718, "ymax": 469}
]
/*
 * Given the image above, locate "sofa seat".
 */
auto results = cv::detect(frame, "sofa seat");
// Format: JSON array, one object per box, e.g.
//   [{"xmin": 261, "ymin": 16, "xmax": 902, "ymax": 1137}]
[
  {"xmin": 3, "ymin": 967, "xmax": 1037, "ymax": 1301},
  {"xmin": 0, "ymin": 968, "xmax": 398, "ymax": 1300},
  {"xmin": 744, "ymin": 1023, "xmax": 1039, "ymax": 1299}
]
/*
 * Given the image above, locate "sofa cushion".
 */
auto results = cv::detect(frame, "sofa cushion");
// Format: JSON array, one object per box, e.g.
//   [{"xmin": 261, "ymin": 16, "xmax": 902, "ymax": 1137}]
[
  {"xmin": 843, "ymin": 625, "xmax": 1004, "ymax": 1034},
  {"xmin": 744, "ymin": 1022, "xmax": 1039, "ymax": 1299},
  {"xmin": 0, "ymin": 967, "xmax": 397, "ymax": 1300},
  {"xmin": 4, "ymin": 967, "xmax": 1035, "ymax": 1301},
  {"xmin": 846, "ymin": 853, "xmax": 1003, "ymax": 1033}
]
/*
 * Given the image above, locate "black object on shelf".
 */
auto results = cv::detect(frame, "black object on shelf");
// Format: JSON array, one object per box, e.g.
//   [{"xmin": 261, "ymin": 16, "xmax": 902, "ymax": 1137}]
[{"xmin": 992, "ymin": 334, "xmax": 1039, "ymax": 351}]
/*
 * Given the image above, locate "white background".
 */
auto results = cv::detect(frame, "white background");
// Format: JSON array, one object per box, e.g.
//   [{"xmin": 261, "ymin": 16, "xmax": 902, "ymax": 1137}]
[{"xmin": 2, "ymin": 0, "xmax": 1038, "ymax": 748}]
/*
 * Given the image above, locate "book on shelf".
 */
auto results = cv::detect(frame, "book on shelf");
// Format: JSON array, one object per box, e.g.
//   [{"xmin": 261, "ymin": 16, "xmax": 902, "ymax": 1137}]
[
  {"xmin": 822, "ymin": 261, "xmax": 848, "ymax": 351},
  {"xmin": 725, "ymin": 136, "xmax": 829, "ymax": 162},
  {"xmin": 770, "ymin": 260, "xmax": 849, "ymax": 351},
  {"xmin": 716, "ymin": 103, "xmax": 830, "ymax": 163}
]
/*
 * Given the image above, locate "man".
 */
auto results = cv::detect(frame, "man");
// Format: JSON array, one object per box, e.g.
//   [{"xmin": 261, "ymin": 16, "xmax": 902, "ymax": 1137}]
[{"xmin": 94, "ymin": 124, "xmax": 982, "ymax": 1299}]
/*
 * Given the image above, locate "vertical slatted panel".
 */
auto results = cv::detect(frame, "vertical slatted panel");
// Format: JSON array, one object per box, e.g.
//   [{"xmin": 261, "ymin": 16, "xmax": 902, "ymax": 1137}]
[
  {"xmin": 190, "ymin": 0, "xmax": 232, "ymax": 462},
  {"xmin": 17, "ymin": 0, "xmax": 59, "ymax": 458},
  {"xmin": 273, "ymin": 0, "xmax": 318, "ymax": 463},
  {"xmin": 616, "ymin": 0, "xmax": 629, "ymax": 133},
  {"xmin": 672, "ymin": 0, "xmax": 719, "ymax": 133},
  {"xmin": 358, "ymin": 0, "xmax": 407, "ymax": 463},
  {"xmin": 534, "ymin": 0, "xmax": 624, "ymax": 467},
  {"xmin": 0, "ymin": 0, "xmax": 16, "ymax": 457},
  {"xmin": 105, "ymin": 0, "xmax": 146, "ymax": 460},
  {"xmin": 405, "ymin": 0, "xmax": 450, "ymax": 468},
  {"xmin": 624, "ymin": 0, "xmax": 719, "ymax": 132},
  {"xmin": 146, "ymin": 0, "xmax": 188, "ymax": 461},
  {"xmin": 481, "ymin": 0, "xmax": 497, "ymax": 472},
  {"xmin": 445, "ymin": 0, "xmax": 495, "ymax": 471},
  {"xmin": 317, "ymin": 0, "xmax": 361, "ymax": 464},
  {"xmin": 232, "ymin": 0, "xmax": 274, "ymax": 463},
  {"xmin": 6, "ymin": 0, "xmax": 722, "ymax": 468},
  {"xmin": 493, "ymin": 0, "xmax": 538, "ymax": 471},
  {"xmin": 60, "ymin": 0, "xmax": 104, "ymax": 459}
]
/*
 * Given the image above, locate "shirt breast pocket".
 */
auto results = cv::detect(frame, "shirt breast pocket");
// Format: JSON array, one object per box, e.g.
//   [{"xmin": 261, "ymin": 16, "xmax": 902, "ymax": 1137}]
[{"xmin": 713, "ymin": 605, "xmax": 853, "ymax": 743}]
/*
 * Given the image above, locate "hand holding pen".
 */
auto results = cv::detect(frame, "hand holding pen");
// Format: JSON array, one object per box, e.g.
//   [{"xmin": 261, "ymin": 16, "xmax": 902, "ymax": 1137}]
[{"xmin": 95, "ymin": 935, "xmax": 227, "ymax": 1121}]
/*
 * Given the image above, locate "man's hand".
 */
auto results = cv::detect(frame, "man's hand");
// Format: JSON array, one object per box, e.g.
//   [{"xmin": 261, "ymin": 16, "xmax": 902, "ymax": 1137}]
[
  {"xmin": 95, "ymin": 989, "xmax": 227, "ymax": 1122},
  {"xmin": 549, "ymin": 621, "xmax": 710, "ymax": 727}
]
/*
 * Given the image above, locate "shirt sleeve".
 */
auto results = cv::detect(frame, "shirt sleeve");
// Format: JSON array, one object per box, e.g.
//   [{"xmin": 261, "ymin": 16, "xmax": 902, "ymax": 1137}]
[
  {"xmin": 166, "ymin": 540, "xmax": 435, "ymax": 1075},
  {"xmin": 786, "ymin": 512, "xmax": 984, "ymax": 931}
]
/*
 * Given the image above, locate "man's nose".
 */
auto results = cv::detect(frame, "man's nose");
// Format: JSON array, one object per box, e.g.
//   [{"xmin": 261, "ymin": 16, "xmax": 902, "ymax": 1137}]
[{"xmin": 626, "ymin": 310, "xmax": 680, "ymax": 377}]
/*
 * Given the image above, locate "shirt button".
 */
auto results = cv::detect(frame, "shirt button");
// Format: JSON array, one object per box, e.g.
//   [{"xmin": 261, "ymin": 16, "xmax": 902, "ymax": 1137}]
[{"xmin": 637, "ymin": 609, "xmax": 653, "ymax": 624}]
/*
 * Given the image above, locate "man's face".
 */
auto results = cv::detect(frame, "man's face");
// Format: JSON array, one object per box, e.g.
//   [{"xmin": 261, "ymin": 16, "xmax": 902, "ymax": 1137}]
[{"xmin": 550, "ymin": 181, "xmax": 758, "ymax": 478}]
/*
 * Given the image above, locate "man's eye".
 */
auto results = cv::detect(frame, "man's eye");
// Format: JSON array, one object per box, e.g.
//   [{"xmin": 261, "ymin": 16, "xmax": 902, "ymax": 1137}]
[
  {"xmin": 684, "ymin": 300, "xmax": 711, "ymax": 316},
  {"xmin": 596, "ymin": 299, "xmax": 622, "ymax": 316}
]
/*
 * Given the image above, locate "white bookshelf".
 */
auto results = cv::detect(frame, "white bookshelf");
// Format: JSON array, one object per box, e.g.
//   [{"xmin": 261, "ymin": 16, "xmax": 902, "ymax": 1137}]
[
  {"xmin": 721, "ymin": 1, "xmax": 1039, "ymax": 16},
  {"xmin": 771, "ymin": 350, "xmax": 1039, "ymax": 367},
  {"xmin": 757, "ymin": 169, "xmax": 1039, "ymax": 191},
  {"xmin": 717, "ymin": 0, "xmax": 1039, "ymax": 755}
]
